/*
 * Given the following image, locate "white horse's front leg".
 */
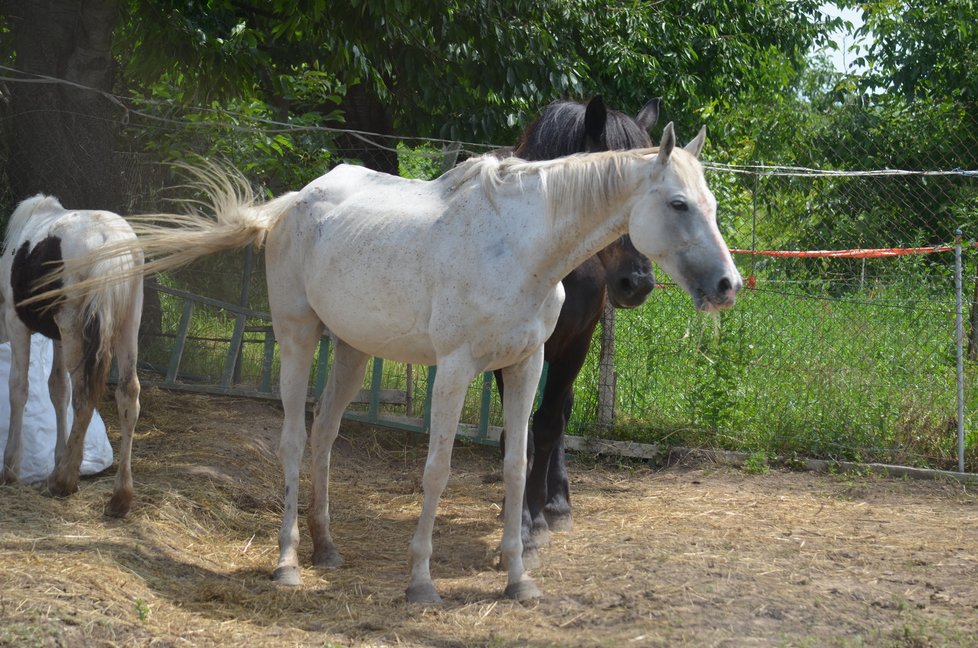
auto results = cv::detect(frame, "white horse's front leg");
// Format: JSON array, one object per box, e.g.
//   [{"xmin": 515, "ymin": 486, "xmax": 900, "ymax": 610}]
[
  {"xmin": 308, "ymin": 340, "xmax": 369, "ymax": 570},
  {"xmin": 272, "ymin": 317, "xmax": 323, "ymax": 586},
  {"xmin": 499, "ymin": 346, "xmax": 545, "ymax": 601},
  {"xmin": 406, "ymin": 354, "xmax": 476, "ymax": 605},
  {"xmin": 2, "ymin": 325, "xmax": 31, "ymax": 484}
]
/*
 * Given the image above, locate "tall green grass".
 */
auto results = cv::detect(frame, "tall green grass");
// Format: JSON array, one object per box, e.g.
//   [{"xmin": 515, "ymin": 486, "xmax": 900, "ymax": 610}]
[{"xmin": 571, "ymin": 276, "xmax": 976, "ymax": 471}]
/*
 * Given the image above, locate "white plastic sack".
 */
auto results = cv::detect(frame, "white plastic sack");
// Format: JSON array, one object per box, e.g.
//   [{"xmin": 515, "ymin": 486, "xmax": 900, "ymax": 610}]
[{"xmin": 0, "ymin": 334, "xmax": 113, "ymax": 483}]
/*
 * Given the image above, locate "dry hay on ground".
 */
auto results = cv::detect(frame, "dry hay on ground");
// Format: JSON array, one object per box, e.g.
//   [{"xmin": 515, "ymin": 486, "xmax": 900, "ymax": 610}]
[{"xmin": 1, "ymin": 388, "xmax": 977, "ymax": 647}]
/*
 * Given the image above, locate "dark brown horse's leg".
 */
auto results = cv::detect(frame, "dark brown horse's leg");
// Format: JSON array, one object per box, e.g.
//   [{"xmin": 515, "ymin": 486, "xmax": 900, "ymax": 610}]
[{"xmin": 543, "ymin": 400, "xmax": 573, "ymax": 532}]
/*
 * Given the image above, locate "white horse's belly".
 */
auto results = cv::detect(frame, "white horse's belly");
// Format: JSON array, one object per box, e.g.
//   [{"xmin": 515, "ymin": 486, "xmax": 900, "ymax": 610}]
[{"xmin": 304, "ymin": 262, "xmax": 564, "ymax": 371}]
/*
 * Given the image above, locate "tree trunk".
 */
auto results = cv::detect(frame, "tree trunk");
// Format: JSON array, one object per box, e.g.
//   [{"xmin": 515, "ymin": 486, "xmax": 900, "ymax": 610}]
[
  {"xmin": 331, "ymin": 84, "xmax": 399, "ymax": 176},
  {"xmin": 4, "ymin": 0, "xmax": 122, "ymax": 211}
]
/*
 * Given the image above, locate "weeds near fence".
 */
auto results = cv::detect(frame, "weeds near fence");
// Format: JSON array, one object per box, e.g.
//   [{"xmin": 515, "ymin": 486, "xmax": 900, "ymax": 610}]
[{"xmin": 572, "ymin": 273, "xmax": 977, "ymax": 472}]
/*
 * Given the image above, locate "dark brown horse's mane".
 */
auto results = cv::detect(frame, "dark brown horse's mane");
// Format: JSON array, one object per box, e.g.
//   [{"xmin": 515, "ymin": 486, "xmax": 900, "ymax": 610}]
[{"xmin": 515, "ymin": 99, "xmax": 655, "ymax": 160}]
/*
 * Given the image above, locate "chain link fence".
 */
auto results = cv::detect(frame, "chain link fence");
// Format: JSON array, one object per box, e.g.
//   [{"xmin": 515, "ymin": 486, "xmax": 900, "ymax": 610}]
[{"xmin": 1, "ymin": 89, "xmax": 975, "ymax": 472}]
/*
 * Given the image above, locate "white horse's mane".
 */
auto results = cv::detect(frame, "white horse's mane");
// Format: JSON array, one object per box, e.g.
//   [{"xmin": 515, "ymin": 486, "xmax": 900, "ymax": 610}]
[{"xmin": 443, "ymin": 147, "xmax": 702, "ymax": 220}]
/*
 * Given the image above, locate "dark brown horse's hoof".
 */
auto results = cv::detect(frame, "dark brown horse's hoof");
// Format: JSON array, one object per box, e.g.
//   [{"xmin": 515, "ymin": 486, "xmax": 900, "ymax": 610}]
[
  {"xmin": 544, "ymin": 511, "xmax": 573, "ymax": 533},
  {"xmin": 272, "ymin": 565, "xmax": 302, "ymax": 586},
  {"xmin": 522, "ymin": 546, "xmax": 541, "ymax": 570}
]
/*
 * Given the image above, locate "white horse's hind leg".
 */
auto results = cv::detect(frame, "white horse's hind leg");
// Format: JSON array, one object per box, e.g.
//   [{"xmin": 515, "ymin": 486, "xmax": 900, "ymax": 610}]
[
  {"xmin": 107, "ymin": 298, "xmax": 142, "ymax": 518},
  {"xmin": 406, "ymin": 353, "xmax": 477, "ymax": 605},
  {"xmin": 499, "ymin": 347, "xmax": 544, "ymax": 601},
  {"xmin": 2, "ymin": 324, "xmax": 32, "ymax": 484},
  {"xmin": 308, "ymin": 339, "xmax": 369, "ymax": 570},
  {"xmin": 272, "ymin": 313, "xmax": 324, "ymax": 586}
]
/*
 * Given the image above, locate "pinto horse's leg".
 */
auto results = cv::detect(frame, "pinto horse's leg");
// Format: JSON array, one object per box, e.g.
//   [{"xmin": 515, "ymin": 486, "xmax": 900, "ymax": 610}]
[
  {"xmin": 405, "ymin": 353, "xmax": 478, "ymax": 605},
  {"xmin": 498, "ymin": 346, "xmax": 545, "ymax": 601},
  {"xmin": 48, "ymin": 340, "xmax": 70, "ymax": 468},
  {"xmin": 271, "ymin": 312, "xmax": 324, "ymax": 586},
  {"xmin": 107, "ymin": 295, "xmax": 142, "ymax": 518},
  {"xmin": 308, "ymin": 339, "xmax": 369, "ymax": 570},
  {"xmin": 2, "ymin": 323, "xmax": 32, "ymax": 484},
  {"xmin": 47, "ymin": 328, "xmax": 103, "ymax": 498}
]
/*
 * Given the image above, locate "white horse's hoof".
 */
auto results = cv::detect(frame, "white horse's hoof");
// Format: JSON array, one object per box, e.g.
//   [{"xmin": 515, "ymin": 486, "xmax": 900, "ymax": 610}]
[
  {"xmin": 272, "ymin": 565, "xmax": 302, "ymax": 586},
  {"xmin": 405, "ymin": 582, "xmax": 443, "ymax": 605},
  {"xmin": 504, "ymin": 578, "xmax": 542, "ymax": 602},
  {"xmin": 312, "ymin": 547, "xmax": 344, "ymax": 569}
]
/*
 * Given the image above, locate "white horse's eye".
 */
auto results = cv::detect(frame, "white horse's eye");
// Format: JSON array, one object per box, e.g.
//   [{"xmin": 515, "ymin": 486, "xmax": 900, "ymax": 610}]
[{"xmin": 670, "ymin": 199, "xmax": 688, "ymax": 211}]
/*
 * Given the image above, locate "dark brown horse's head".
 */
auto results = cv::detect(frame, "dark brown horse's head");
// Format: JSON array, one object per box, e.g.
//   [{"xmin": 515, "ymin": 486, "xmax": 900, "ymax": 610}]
[
  {"xmin": 513, "ymin": 96, "xmax": 661, "ymax": 309},
  {"xmin": 579, "ymin": 96, "xmax": 659, "ymax": 307},
  {"xmin": 597, "ymin": 235, "xmax": 655, "ymax": 308}
]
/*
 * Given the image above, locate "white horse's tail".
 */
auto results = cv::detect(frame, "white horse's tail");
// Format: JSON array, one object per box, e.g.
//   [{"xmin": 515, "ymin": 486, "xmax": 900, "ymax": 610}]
[
  {"xmin": 23, "ymin": 163, "xmax": 298, "ymax": 307},
  {"xmin": 122, "ymin": 162, "xmax": 299, "ymax": 277}
]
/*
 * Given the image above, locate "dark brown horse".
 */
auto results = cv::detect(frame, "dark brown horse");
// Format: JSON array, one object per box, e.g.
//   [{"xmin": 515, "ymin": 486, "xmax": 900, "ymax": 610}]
[{"xmin": 495, "ymin": 96, "xmax": 660, "ymax": 565}]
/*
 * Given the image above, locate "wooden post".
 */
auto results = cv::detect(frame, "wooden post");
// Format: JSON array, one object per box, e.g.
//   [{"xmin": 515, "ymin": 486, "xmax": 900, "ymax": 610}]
[{"xmin": 597, "ymin": 302, "xmax": 617, "ymax": 427}]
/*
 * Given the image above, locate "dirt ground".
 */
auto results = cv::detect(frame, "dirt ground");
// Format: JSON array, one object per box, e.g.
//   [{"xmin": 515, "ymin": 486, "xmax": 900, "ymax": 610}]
[{"xmin": 1, "ymin": 389, "xmax": 977, "ymax": 647}]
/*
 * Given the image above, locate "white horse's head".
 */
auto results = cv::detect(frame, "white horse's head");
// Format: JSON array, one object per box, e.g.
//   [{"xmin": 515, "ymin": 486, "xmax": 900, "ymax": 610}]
[{"xmin": 627, "ymin": 123, "xmax": 741, "ymax": 312}]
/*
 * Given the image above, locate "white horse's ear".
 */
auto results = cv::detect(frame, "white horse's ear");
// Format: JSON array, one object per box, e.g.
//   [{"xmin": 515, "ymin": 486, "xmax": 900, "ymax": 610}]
[
  {"xmin": 684, "ymin": 125, "xmax": 707, "ymax": 158},
  {"xmin": 656, "ymin": 122, "xmax": 676, "ymax": 166}
]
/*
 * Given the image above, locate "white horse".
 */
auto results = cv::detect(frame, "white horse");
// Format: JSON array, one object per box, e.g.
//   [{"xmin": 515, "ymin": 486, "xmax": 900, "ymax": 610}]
[
  {"xmin": 53, "ymin": 122, "xmax": 740, "ymax": 602},
  {"xmin": 0, "ymin": 195, "xmax": 143, "ymax": 518}
]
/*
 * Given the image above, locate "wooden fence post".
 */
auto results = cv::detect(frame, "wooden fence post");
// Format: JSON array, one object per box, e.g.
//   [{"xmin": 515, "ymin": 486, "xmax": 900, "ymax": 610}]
[{"xmin": 597, "ymin": 302, "xmax": 617, "ymax": 427}]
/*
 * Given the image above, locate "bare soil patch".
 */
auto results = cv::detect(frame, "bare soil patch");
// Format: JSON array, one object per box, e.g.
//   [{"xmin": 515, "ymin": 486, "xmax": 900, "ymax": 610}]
[{"xmin": 2, "ymin": 389, "xmax": 977, "ymax": 647}]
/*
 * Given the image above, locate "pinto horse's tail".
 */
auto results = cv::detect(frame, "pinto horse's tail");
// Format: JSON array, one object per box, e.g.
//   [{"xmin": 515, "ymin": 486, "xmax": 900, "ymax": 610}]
[{"xmin": 22, "ymin": 163, "xmax": 299, "ymax": 308}]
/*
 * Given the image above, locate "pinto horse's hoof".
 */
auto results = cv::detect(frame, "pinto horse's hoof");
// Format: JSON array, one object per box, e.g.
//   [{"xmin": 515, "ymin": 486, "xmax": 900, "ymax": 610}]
[
  {"xmin": 504, "ymin": 578, "xmax": 542, "ymax": 602},
  {"xmin": 405, "ymin": 582, "xmax": 443, "ymax": 605},
  {"xmin": 106, "ymin": 489, "xmax": 133, "ymax": 519},
  {"xmin": 272, "ymin": 565, "xmax": 302, "ymax": 586},
  {"xmin": 43, "ymin": 475, "xmax": 78, "ymax": 498}
]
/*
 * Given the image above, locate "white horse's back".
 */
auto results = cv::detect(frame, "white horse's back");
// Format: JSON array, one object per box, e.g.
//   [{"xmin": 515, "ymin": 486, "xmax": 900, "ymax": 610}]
[{"xmin": 266, "ymin": 162, "xmax": 563, "ymax": 366}]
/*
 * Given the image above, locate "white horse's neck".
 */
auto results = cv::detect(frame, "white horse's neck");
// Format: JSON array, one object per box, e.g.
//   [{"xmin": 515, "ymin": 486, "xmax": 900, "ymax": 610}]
[{"xmin": 508, "ymin": 153, "xmax": 644, "ymax": 288}]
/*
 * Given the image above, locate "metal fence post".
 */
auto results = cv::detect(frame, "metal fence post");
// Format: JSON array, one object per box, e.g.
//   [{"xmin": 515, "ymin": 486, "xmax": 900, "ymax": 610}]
[{"xmin": 955, "ymin": 229, "xmax": 965, "ymax": 473}]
